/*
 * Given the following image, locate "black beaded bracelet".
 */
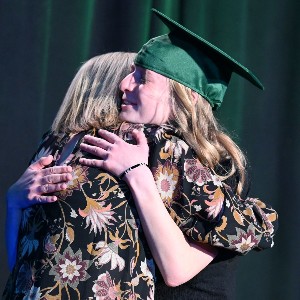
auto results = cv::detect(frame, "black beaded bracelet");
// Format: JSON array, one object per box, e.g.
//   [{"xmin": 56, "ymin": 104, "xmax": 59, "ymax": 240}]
[{"xmin": 119, "ymin": 163, "xmax": 148, "ymax": 180}]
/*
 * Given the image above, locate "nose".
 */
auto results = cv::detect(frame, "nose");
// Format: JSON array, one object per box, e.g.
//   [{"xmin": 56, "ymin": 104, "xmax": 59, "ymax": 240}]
[{"xmin": 119, "ymin": 73, "xmax": 134, "ymax": 93}]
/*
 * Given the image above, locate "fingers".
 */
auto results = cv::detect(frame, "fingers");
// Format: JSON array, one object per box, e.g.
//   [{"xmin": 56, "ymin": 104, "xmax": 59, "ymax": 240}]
[
  {"xmin": 34, "ymin": 195, "xmax": 58, "ymax": 203},
  {"xmin": 132, "ymin": 129, "xmax": 149, "ymax": 157},
  {"xmin": 30, "ymin": 155, "xmax": 54, "ymax": 170},
  {"xmin": 30, "ymin": 165, "xmax": 72, "ymax": 200},
  {"xmin": 79, "ymin": 158, "xmax": 104, "ymax": 168},
  {"xmin": 43, "ymin": 165, "xmax": 72, "ymax": 176},
  {"xmin": 98, "ymin": 129, "xmax": 122, "ymax": 144},
  {"xmin": 132, "ymin": 129, "xmax": 147, "ymax": 147},
  {"xmin": 80, "ymin": 142, "xmax": 108, "ymax": 158},
  {"xmin": 82, "ymin": 134, "xmax": 112, "ymax": 150},
  {"xmin": 41, "ymin": 173, "xmax": 72, "ymax": 185},
  {"xmin": 37, "ymin": 182, "xmax": 68, "ymax": 195}
]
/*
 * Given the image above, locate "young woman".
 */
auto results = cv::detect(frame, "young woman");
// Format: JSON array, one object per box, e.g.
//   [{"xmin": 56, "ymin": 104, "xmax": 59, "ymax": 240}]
[{"xmin": 79, "ymin": 9, "xmax": 278, "ymax": 299}]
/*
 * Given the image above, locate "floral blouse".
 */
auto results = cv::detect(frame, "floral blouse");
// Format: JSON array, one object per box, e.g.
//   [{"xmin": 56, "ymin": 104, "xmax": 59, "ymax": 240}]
[
  {"xmin": 120, "ymin": 123, "xmax": 278, "ymax": 254},
  {"xmin": 3, "ymin": 123, "xmax": 278, "ymax": 300},
  {"xmin": 3, "ymin": 128, "xmax": 155, "ymax": 300}
]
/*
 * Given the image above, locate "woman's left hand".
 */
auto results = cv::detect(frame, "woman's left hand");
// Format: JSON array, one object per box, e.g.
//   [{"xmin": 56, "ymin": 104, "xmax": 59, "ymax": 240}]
[{"xmin": 79, "ymin": 129, "xmax": 149, "ymax": 177}]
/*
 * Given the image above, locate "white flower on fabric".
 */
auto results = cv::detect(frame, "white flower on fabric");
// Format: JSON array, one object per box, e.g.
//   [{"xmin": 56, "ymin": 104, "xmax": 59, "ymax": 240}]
[
  {"xmin": 184, "ymin": 159, "xmax": 214, "ymax": 186},
  {"xmin": 117, "ymin": 191, "xmax": 125, "ymax": 198},
  {"xmin": 95, "ymin": 241, "xmax": 125, "ymax": 272},
  {"xmin": 70, "ymin": 209, "xmax": 78, "ymax": 218},
  {"xmin": 59, "ymin": 259, "xmax": 82, "ymax": 281},
  {"xmin": 140, "ymin": 259, "xmax": 153, "ymax": 279},
  {"xmin": 164, "ymin": 138, "xmax": 189, "ymax": 163},
  {"xmin": 50, "ymin": 247, "xmax": 90, "ymax": 289},
  {"xmin": 194, "ymin": 205, "xmax": 202, "ymax": 212},
  {"xmin": 154, "ymin": 161, "xmax": 180, "ymax": 207},
  {"xmin": 227, "ymin": 224, "xmax": 262, "ymax": 254},
  {"xmin": 23, "ymin": 286, "xmax": 41, "ymax": 300},
  {"xmin": 156, "ymin": 171, "xmax": 177, "ymax": 200},
  {"xmin": 79, "ymin": 202, "xmax": 116, "ymax": 235}
]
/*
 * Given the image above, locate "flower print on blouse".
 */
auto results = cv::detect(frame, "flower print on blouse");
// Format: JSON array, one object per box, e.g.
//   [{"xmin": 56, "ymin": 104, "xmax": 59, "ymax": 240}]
[
  {"xmin": 119, "ymin": 122, "xmax": 278, "ymax": 255},
  {"xmin": 3, "ymin": 128, "xmax": 155, "ymax": 300}
]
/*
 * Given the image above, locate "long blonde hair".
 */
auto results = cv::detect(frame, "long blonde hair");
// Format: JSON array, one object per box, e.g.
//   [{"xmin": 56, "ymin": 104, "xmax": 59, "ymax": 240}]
[
  {"xmin": 169, "ymin": 80, "xmax": 246, "ymax": 195},
  {"xmin": 51, "ymin": 52, "xmax": 136, "ymax": 134}
]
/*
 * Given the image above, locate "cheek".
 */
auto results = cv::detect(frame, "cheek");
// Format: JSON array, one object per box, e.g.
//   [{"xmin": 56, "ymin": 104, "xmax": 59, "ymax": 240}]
[
  {"xmin": 150, "ymin": 90, "xmax": 171, "ymax": 110},
  {"xmin": 159, "ymin": 92, "xmax": 172, "ymax": 108}
]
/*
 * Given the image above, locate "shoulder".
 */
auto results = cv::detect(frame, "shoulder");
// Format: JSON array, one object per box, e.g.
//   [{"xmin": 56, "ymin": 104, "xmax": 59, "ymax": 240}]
[
  {"xmin": 29, "ymin": 130, "xmax": 69, "ymax": 164},
  {"xmin": 146, "ymin": 124, "xmax": 190, "ymax": 151},
  {"xmin": 215, "ymin": 159, "xmax": 251, "ymax": 198},
  {"xmin": 117, "ymin": 122, "xmax": 188, "ymax": 148}
]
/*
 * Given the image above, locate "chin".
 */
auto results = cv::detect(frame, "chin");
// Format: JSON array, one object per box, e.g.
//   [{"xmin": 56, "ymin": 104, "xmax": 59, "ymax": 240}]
[{"xmin": 119, "ymin": 112, "xmax": 138, "ymax": 123}]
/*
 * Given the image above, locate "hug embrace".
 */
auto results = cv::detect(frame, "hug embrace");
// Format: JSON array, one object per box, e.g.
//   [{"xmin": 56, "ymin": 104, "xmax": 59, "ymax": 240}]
[{"xmin": 4, "ymin": 9, "xmax": 278, "ymax": 300}]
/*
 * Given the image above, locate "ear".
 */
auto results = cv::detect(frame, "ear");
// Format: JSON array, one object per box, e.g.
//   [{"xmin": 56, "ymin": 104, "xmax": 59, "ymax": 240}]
[{"xmin": 191, "ymin": 90, "xmax": 199, "ymax": 105}]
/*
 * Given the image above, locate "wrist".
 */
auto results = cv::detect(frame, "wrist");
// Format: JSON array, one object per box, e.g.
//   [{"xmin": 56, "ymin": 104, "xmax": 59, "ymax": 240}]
[
  {"xmin": 119, "ymin": 163, "xmax": 149, "ymax": 180},
  {"xmin": 122, "ymin": 164, "xmax": 152, "ymax": 184},
  {"xmin": 6, "ymin": 186, "xmax": 21, "ymax": 210},
  {"xmin": 6, "ymin": 202, "xmax": 23, "ymax": 214},
  {"xmin": 6, "ymin": 187, "xmax": 15, "ymax": 208}
]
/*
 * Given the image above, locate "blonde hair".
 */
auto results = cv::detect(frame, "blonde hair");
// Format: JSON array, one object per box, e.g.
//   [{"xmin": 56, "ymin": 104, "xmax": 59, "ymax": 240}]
[
  {"xmin": 169, "ymin": 80, "xmax": 246, "ymax": 195},
  {"xmin": 51, "ymin": 52, "xmax": 136, "ymax": 134}
]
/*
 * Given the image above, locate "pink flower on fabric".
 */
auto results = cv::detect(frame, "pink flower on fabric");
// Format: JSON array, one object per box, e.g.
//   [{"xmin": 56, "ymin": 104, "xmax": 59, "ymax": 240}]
[
  {"xmin": 205, "ymin": 187, "xmax": 224, "ymax": 219},
  {"xmin": 227, "ymin": 224, "xmax": 262, "ymax": 253},
  {"xmin": 92, "ymin": 272, "xmax": 121, "ymax": 300},
  {"xmin": 184, "ymin": 159, "xmax": 213, "ymax": 186},
  {"xmin": 153, "ymin": 161, "xmax": 179, "ymax": 207}
]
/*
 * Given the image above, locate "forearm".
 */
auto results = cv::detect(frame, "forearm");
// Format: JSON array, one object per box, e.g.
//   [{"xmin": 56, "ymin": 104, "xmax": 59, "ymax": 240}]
[
  {"xmin": 124, "ymin": 166, "xmax": 217, "ymax": 286},
  {"xmin": 5, "ymin": 206, "xmax": 22, "ymax": 271},
  {"xmin": 79, "ymin": 129, "xmax": 217, "ymax": 284}
]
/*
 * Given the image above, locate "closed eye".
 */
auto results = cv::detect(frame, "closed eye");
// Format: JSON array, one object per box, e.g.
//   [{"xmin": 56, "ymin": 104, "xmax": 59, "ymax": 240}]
[{"xmin": 133, "ymin": 71, "xmax": 146, "ymax": 85}]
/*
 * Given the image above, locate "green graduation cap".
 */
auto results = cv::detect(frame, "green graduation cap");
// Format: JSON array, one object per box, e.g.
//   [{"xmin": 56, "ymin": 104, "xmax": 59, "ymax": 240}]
[{"xmin": 135, "ymin": 8, "xmax": 264, "ymax": 109}]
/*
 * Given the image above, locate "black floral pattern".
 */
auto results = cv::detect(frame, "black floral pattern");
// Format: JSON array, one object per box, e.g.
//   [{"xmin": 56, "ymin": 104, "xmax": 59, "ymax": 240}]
[
  {"xmin": 120, "ymin": 123, "xmax": 278, "ymax": 254},
  {"xmin": 3, "ymin": 124, "xmax": 278, "ymax": 299},
  {"xmin": 3, "ymin": 128, "xmax": 155, "ymax": 300}
]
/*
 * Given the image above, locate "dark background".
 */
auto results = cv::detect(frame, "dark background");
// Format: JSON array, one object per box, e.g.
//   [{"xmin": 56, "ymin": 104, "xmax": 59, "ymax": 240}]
[{"xmin": 0, "ymin": 1, "xmax": 299, "ymax": 299}]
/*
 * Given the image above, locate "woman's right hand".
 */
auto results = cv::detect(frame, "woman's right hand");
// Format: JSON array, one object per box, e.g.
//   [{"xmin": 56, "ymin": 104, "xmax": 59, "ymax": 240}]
[
  {"xmin": 6, "ymin": 155, "xmax": 73, "ymax": 210},
  {"xmin": 79, "ymin": 129, "xmax": 149, "ymax": 178}
]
